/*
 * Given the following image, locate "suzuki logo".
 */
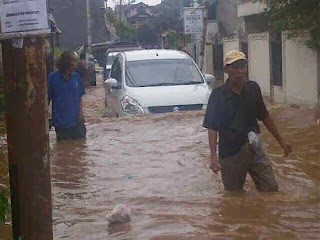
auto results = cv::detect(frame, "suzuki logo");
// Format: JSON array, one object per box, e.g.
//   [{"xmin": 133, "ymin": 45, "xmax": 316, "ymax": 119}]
[{"xmin": 173, "ymin": 106, "xmax": 180, "ymax": 112}]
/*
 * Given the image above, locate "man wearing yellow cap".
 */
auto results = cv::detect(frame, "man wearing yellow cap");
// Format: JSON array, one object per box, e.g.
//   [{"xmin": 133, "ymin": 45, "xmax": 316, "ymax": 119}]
[{"xmin": 203, "ymin": 50, "xmax": 292, "ymax": 192}]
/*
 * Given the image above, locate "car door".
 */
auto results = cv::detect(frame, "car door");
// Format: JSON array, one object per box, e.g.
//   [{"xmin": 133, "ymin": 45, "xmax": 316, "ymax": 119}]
[{"xmin": 108, "ymin": 57, "xmax": 122, "ymax": 115}]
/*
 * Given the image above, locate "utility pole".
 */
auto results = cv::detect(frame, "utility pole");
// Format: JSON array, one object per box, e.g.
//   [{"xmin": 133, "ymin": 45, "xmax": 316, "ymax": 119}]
[
  {"xmin": 48, "ymin": 0, "xmax": 55, "ymax": 73},
  {"xmin": 119, "ymin": 0, "xmax": 123, "ymax": 41},
  {"xmin": 2, "ymin": 36, "xmax": 53, "ymax": 240},
  {"xmin": 1, "ymin": 0, "xmax": 53, "ymax": 238},
  {"xmin": 200, "ymin": 3, "xmax": 208, "ymax": 72},
  {"xmin": 86, "ymin": 0, "xmax": 92, "ymax": 52}
]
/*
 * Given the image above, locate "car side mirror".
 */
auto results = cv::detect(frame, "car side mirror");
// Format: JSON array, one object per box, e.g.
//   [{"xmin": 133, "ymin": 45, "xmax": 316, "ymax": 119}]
[
  {"xmin": 204, "ymin": 74, "xmax": 216, "ymax": 84},
  {"xmin": 104, "ymin": 78, "xmax": 120, "ymax": 89}
]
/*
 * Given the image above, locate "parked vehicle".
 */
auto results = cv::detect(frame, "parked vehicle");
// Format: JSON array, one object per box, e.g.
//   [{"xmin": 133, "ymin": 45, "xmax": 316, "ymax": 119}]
[{"xmin": 104, "ymin": 49, "xmax": 215, "ymax": 117}]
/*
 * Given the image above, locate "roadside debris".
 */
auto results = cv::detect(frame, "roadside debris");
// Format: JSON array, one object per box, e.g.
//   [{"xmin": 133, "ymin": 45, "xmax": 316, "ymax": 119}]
[{"xmin": 106, "ymin": 204, "xmax": 131, "ymax": 225}]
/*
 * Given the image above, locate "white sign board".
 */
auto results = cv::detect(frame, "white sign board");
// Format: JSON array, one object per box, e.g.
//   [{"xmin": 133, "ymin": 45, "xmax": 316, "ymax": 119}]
[
  {"xmin": 0, "ymin": 0, "xmax": 49, "ymax": 34},
  {"xmin": 183, "ymin": 7, "xmax": 204, "ymax": 35}
]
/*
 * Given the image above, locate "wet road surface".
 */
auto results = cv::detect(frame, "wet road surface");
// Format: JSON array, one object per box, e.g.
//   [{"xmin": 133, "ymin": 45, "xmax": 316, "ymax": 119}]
[{"xmin": 50, "ymin": 77, "xmax": 320, "ymax": 239}]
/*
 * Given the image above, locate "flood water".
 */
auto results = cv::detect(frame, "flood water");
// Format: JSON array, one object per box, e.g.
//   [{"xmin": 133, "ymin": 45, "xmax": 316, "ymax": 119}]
[
  {"xmin": 1, "ymin": 76, "xmax": 320, "ymax": 239},
  {"xmin": 51, "ymin": 77, "xmax": 320, "ymax": 239}
]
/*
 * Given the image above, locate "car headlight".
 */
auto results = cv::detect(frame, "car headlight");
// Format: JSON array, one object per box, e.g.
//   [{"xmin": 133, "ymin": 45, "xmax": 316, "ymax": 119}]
[{"xmin": 120, "ymin": 96, "xmax": 144, "ymax": 115}]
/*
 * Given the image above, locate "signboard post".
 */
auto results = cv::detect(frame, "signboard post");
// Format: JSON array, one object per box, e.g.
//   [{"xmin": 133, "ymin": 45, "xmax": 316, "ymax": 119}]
[
  {"xmin": 0, "ymin": 1, "xmax": 53, "ymax": 239},
  {"xmin": 0, "ymin": 0, "xmax": 50, "ymax": 39},
  {"xmin": 183, "ymin": 7, "xmax": 205, "ymax": 70},
  {"xmin": 183, "ymin": 7, "xmax": 204, "ymax": 35}
]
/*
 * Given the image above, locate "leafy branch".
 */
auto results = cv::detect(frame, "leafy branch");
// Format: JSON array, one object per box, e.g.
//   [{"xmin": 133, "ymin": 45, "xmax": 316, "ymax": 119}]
[{"xmin": 255, "ymin": 0, "xmax": 320, "ymax": 51}]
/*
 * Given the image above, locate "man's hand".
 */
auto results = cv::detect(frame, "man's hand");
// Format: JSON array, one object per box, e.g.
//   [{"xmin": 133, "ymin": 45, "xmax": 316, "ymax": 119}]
[
  {"xmin": 210, "ymin": 156, "xmax": 221, "ymax": 174},
  {"xmin": 280, "ymin": 141, "xmax": 293, "ymax": 157},
  {"xmin": 262, "ymin": 116, "xmax": 293, "ymax": 157}
]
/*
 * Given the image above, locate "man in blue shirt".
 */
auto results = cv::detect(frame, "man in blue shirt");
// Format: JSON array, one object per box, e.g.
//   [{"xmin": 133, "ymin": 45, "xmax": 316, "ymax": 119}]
[{"xmin": 48, "ymin": 51, "xmax": 86, "ymax": 141}]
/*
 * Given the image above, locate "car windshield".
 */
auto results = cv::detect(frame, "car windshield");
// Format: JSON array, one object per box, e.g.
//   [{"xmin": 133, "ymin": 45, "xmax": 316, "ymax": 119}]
[{"xmin": 125, "ymin": 59, "xmax": 204, "ymax": 87}]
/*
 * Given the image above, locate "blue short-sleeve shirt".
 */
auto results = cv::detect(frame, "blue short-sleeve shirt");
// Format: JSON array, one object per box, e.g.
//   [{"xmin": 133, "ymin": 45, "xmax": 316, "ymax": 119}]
[{"xmin": 48, "ymin": 71, "xmax": 86, "ymax": 129}]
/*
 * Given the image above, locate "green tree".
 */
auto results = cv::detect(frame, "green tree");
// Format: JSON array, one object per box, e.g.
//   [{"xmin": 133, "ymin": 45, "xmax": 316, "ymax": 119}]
[
  {"xmin": 257, "ymin": 0, "xmax": 320, "ymax": 51},
  {"xmin": 136, "ymin": 23, "xmax": 158, "ymax": 46},
  {"xmin": 153, "ymin": 0, "xmax": 183, "ymax": 33},
  {"xmin": 106, "ymin": 11, "xmax": 137, "ymax": 42}
]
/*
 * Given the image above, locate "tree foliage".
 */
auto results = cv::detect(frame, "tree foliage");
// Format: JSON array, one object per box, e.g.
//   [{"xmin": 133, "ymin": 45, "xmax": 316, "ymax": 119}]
[
  {"xmin": 0, "ymin": 187, "xmax": 9, "ymax": 223},
  {"xmin": 106, "ymin": 11, "xmax": 137, "ymax": 43},
  {"xmin": 136, "ymin": 23, "xmax": 158, "ymax": 46},
  {"xmin": 106, "ymin": 1, "xmax": 183, "ymax": 45},
  {"xmin": 258, "ymin": 0, "xmax": 320, "ymax": 51},
  {"xmin": 152, "ymin": 0, "xmax": 183, "ymax": 33}
]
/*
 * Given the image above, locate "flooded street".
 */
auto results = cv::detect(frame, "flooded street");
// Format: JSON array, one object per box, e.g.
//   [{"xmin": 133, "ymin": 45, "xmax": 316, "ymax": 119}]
[{"xmin": 50, "ymin": 76, "xmax": 320, "ymax": 239}]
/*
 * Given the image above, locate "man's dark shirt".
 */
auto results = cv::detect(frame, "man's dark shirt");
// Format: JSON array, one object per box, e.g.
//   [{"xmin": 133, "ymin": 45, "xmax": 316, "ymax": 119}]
[{"xmin": 203, "ymin": 80, "xmax": 269, "ymax": 158}]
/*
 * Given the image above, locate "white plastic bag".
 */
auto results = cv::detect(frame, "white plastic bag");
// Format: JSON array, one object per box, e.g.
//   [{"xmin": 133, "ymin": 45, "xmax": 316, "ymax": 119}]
[
  {"xmin": 248, "ymin": 131, "xmax": 263, "ymax": 154},
  {"xmin": 106, "ymin": 204, "xmax": 131, "ymax": 225}
]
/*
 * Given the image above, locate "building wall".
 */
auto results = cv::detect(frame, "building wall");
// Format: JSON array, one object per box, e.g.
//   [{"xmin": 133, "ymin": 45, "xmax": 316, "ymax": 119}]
[
  {"xmin": 237, "ymin": 1, "xmax": 266, "ymax": 17},
  {"xmin": 245, "ymin": 31, "xmax": 319, "ymax": 106},
  {"xmin": 50, "ymin": 0, "xmax": 88, "ymax": 49},
  {"xmin": 217, "ymin": 0, "xmax": 244, "ymax": 35},
  {"xmin": 223, "ymin": 37, "xmax": 240, "ymax": 81},
  {"xmin": 283, "ymin": 33, "xmax": 318, "ymax": 105},
  {"xmin": 90, "ymin": 0, "xmax": 111, "ymax": 45},
  {"xmin": 248, "ymin": 32, "xmax": 270, "ymax": 95},
  {"xmin": 239, "ymin": 3, "xmax": 319, "ymax": 106},
  {"xmin": 205, "ymin": 44, "xmax": 214, "ymax": 75},
  {"xmin": 50, "ymin": 0, "xmax": 110, "ymax": 50}
]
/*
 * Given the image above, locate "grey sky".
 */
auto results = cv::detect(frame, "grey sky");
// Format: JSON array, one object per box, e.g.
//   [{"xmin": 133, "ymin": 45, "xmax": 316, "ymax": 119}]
[{"xmin": 108, "ymin": 0, "xmax": 162, "ymax": 8}]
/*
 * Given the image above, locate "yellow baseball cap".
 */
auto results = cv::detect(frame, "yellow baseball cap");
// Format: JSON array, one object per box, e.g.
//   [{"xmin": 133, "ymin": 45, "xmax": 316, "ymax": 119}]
[{"xmin": 224, "ymin": 50, "xmax": 247, "ymax": 66}]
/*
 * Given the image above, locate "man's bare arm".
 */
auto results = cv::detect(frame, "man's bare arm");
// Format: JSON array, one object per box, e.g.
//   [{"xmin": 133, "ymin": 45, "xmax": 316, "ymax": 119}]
[
  {"xmin": 208, "ymin": 129, "xmax": 221, "ymax": 173},
  {"xmin": 262, "ymin": 115, "xmax": 292, "ymax": 156}
]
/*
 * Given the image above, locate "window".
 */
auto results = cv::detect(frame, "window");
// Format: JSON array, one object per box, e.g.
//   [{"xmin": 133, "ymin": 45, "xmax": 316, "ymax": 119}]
[
  {"xmin": 271, "ymin": 33, "xmax": 283, "ymax": 86},
  {"xmin": 110, "ymin": 58, "xmax": 122, "ymax": 83}
]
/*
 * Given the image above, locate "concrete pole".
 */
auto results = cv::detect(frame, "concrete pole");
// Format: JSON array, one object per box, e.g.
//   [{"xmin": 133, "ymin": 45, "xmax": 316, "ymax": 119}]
[
  {"xmin": 200, "ymin": 5, "xmax": 208, "ymax": 72},
  {"xmin": 119, "ymin": 0, "xmax": 123, "ymax": 41},
  {"xmin": 2, "ymin": 37, "xmax": 53, "ymax": 240},
  {"xmin": 86, "ymin": 0, "xmax": 92, "ymax": 52}
]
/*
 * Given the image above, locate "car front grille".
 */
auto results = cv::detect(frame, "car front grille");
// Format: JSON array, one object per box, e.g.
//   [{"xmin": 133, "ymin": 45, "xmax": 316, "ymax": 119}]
[{"xmin": 148, "ymin": 104, "xmax": 203, "ymax": 114}]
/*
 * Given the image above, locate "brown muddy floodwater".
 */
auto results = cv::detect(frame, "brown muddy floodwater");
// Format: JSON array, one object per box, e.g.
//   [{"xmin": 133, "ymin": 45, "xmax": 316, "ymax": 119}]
[{"xmin": 50, "ymin": 77, "xmax": 319, "ymax": 239}]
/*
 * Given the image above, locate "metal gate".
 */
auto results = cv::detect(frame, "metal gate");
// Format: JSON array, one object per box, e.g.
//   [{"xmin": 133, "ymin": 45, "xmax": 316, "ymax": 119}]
[{"xmin": 213, "ymin": 44, "xmax": 223, "ymax": 81}]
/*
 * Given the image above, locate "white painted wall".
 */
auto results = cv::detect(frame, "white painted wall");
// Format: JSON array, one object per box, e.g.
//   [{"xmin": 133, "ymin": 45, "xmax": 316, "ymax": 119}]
[
  {"xmin": 238, "ymin": 1, "xmax": 267, "ymax": 17},
  {"xmin": 205, "ymin": 44, "xmax": 214, "ymax": 75},
  {"xmin": 283, "ymin": 33, "xmax": 318, "ymax": 105},
  {"xmin": 248, "ymin": 32, "xmax": 270, "ymax": 95},
  {"xmin": 223, "ymin": 37, "xmax": 240, "ymax": 81}
]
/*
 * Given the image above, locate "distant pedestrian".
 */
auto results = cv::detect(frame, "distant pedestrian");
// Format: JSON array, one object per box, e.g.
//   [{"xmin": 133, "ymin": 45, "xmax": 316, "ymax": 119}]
[
  {"xmin": 46, "ymin": 52, "xmax": 55, "ymax": 76},
  {"xmin": 203, "ymin": 50, "xmax": 292, "ymax": 192},
  {"xmin": 87, "ymin": 55, "xmax": 97, "ymax": 86},
  {"xmin": 77, "ymin": 52, "xmax": 90, "ymax": 88},
  {"xmin": 48, "ymin": 51, "xmax": 86, "ymax": 141}
]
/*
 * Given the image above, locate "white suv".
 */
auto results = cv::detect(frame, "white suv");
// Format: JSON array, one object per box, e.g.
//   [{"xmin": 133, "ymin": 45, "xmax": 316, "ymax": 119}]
[{"xmin": 104, "ymin": 49, "xmax": 215, "ymax": 116}]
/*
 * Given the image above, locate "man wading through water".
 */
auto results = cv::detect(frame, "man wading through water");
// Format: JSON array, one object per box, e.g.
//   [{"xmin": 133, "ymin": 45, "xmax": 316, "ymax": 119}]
[
  {"xmin": 48, "ymin": 51, "xmax": 86, "ymax": 141},
  {"xmin": 203, "ymin": 50, "xmax": 292, "ymax": 191}
]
